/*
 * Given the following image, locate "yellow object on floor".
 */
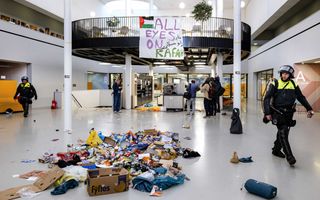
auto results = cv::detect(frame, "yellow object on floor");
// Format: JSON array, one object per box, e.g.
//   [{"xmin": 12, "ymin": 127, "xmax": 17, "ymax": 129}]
[
  {"xmin": 86, "ymin": 129, "xmax": 103, "ymax": 147},
  {"xmin": 0, "ymin": 80, "xmax": 23, "ymax": 113},
  {"xmin": 230, "ymin": 151, "xmax": 240, "ymax": 164}
]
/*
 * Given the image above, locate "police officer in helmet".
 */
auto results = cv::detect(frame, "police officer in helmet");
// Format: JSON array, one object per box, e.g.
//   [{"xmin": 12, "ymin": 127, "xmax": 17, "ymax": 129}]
[
  {"xmin": 13, "ymin": 76, "xmax": 37, "ymax": 117},
  {"xmin": 264, "ymin": 65, "xmax": 314, "ymax": 166}
]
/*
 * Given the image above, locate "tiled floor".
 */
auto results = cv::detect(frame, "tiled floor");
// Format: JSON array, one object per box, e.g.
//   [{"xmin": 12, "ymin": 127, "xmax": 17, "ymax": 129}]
[{"xmin": 0, "ymin": 105, "xmax": 319, "ymax": 200}]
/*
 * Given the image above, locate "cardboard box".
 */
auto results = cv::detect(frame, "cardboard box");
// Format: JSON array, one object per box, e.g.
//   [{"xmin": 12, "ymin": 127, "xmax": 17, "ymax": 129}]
[
  {"xmin": 0, "ymin": 167, "xmax": 64, "ymax": 200},
  {"xmin": 144, "ymin": 129, "xmax": 158, "ymax": 136},
  {"xmin": 87, "ymin": 168, "xmax": 129, "ymax": 196}
]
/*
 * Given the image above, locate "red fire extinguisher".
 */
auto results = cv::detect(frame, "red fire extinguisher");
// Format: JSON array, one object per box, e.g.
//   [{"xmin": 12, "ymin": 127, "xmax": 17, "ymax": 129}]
[{"xmin": 51, "ymin": 91, "xmax": 57, "ymax": 109}]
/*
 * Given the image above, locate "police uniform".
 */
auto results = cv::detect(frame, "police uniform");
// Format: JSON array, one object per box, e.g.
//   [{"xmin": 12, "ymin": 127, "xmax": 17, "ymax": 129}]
[
  {"xmin": 14, "ymin": 79, "xmax": 37, "ymax": 117},
  {"xmin": 263, "ymin": 66, "xmax": 313, "ymax": 166}
]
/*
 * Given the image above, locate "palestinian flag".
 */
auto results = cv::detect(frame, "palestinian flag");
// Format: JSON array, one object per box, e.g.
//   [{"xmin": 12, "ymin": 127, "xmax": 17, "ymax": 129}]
[{"xmin": 139, "ymin": 16, "xmax": 154, "ymax": 28}]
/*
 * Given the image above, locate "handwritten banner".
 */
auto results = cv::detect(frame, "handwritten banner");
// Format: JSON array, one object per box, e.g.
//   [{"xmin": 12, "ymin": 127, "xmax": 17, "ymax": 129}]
[{"xmin": 139, "ymin": 17, "xmax": 184, "ymax": 60}]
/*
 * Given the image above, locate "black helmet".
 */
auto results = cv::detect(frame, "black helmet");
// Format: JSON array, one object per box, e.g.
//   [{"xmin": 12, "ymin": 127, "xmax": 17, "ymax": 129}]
[
  {"xmin": 279, "ymin": 65, "xmax": 294, "ymax": 78},
  {"xmin": 21, "ymin": 76, "xmax": 29, "ymax": 81}
]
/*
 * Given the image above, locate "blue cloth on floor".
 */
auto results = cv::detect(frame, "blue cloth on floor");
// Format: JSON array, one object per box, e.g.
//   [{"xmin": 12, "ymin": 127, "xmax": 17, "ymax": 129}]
[
  {"xmin": 152, "ymin": 174, "xmax": 185, "ymax": 190},
  {"xmin": 51, "ymin": 179, "xmax": 79, "ymax": 195},
  {"xmin": 239, "ymin": 156, "xmax": 253, "ymax": 163},
  {"xmin": 132, "ymin": 177, "xmax": 153, "ymax": 192},
  {"xmin": 81, "ymin": 164, "xmax": 97, "ymax": 169},
  {"xmin": 154, "ymin": 167, "xmax": 167, "ymax": 175}
]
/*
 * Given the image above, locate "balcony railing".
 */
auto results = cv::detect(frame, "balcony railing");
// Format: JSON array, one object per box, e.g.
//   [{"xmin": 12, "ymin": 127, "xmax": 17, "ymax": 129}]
[{"xmin": 72, "ymin": 16, "xmax": 250, "ymax": 42}]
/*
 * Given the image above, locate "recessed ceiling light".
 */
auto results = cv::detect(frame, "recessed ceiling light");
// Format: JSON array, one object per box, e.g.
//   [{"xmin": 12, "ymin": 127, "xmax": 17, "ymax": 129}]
[
  {"xmin": 253, "ymin": 42, "xmax": 258, "ymax": 46},
  {"xmin": 241, "ymin": 0, "xmax": 246, "ymax": 8},
  {"xmin": 154, "ymin": 62, "xmax": 166, "ymax": 65},
  {"xmin": 90, "ymin": 11, "xmax": 96, "ymax": 17},
  {"xmin": 179, "ymin": 2, "xmax": 185, "ymax": 9},
  {"xmin": 194, "ymin": 62, "xmax": 206, "ymax": 65},
  {"xmin": 99, "ymin": 62, "xmax": 110, "ymax": 65}
]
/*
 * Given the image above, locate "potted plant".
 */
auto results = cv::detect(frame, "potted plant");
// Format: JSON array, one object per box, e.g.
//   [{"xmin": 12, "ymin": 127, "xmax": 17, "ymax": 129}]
[{"xmin": 192, "ymin": 0, "xmax": 213, "ymax": 34}]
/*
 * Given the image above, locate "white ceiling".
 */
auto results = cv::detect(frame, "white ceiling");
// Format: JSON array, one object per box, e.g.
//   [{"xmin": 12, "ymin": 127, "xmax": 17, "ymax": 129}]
[{"xmin": 14, "ymin": 0, "xmax": 249, "ymax": 21}]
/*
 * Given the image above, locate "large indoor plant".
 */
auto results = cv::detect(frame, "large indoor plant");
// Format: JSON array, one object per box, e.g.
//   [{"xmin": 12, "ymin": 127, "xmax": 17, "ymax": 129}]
[{"xmin": 192, "ymin": 0, "xmax": 213, "ymax": 34}]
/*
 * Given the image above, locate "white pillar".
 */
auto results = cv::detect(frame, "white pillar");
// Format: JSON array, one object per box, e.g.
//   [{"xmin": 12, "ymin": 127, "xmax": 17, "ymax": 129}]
[
  {"xmin": 211, "ymin": 64, "xmax": 216, "ymax": 77},
  {"xmin": 149, "ymin": 0, "xmax": 154, "ymax": 16},
  {"xmin": 149, "ymin": 65, "xmax": 154, "ymax": 100},
  {"xmin": 217, "ymin": 53, "xmax": 224, "ymax": 110},
  {"xmin": 125, "ymin": 54, "xmax": 132, "ymax": 109},
  {"xmin": 125, "ymin": 0, "xmax": 130, "ymax": 16},
  {"xmin": 64, "ymin": 0, "xmax": 72, "ymax": 134},
  {"xmin": 217, "ymin": 0, "xmax": 224, "ymax": 18},
  {"xmin": 233, "ymin": 0, "xmax": 241, "ymax": 110}
]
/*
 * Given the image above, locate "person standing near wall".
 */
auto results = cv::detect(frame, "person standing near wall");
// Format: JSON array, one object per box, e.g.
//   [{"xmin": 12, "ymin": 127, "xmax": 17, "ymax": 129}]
[
  {"xmin": 13, "ymin": 76, "xmax": 37, "ymax": 117},
  {"xmin": 186, "ymin": 80, "xmax": 198, "ymax": 115},
  {"xmin": 214, "ymin": 76, "xmax": 222, "ymax": 113},
  {"xmin": 112, "ymin": 78, "xmax": 122, "ymax": 113},
  {"xmin": 263, "ymin": 65, "xmax": 314, "ymax": 166}
]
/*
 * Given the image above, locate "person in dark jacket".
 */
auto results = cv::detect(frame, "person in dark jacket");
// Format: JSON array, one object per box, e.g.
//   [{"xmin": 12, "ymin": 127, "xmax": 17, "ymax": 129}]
[
  {"xmin": 13, "ymin": 76, "xmax": 37, "ymax": 117},
  {"xmin": 112, "ymin": 78, "xmax": 122, "ymax": 113},
  {"xmin": 186, "ymin": 80, "xmax": 199, "ymax": 115},
  {"xmin": 214, "ymin": 76, "xmax": 222, "ymax": 112},
  {"xmin": 263, "ymin": 65, "xmax": 314, "ymax": 166}
]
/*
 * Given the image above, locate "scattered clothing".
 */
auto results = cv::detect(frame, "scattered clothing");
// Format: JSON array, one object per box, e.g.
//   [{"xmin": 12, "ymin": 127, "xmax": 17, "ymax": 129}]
[
  {"xmin": 239, "ymin": 156, "xmax": 253, "ymax": 163},
  {"xmin": 183, "ymin": 148, "xmax": 201, "ymax": 158},
  {"xmin": 51, "ymin": 179, "xmax": 79, "ymax": 195}
]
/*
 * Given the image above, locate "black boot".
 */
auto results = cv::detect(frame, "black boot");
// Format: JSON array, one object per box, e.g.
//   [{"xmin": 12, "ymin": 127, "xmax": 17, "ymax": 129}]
[
  {"xmin": 272, "ymin": 132, "xmax": 285, "ymax": 158},
  {"xmin": 272, "ymin": 149, "xmax": 285, "ymax": 158},
  {"xmin": 279, "ymin": 126, "xmax": 296, "ymax": 166}
]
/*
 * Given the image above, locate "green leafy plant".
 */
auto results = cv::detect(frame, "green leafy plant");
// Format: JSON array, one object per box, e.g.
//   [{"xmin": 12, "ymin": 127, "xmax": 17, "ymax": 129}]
[{"xmin": 192, "ymin": 0, "xmax": 213, "ymax": 22}]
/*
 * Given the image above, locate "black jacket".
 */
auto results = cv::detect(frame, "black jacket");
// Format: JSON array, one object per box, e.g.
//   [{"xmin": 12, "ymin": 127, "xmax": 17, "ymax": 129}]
[
  {"xmin": 14, "ymin": 82, "xmax": 37, "ymax": 99},
  {"xmin": 263, "ymin": 79, "xmax": 312, "ymax": 115}
]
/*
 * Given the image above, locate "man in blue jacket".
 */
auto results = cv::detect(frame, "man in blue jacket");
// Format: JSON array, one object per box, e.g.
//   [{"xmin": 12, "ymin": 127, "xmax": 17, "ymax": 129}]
[{"xmin": 186, "ymin": 80, "xmax": 199, "ymax": 115}]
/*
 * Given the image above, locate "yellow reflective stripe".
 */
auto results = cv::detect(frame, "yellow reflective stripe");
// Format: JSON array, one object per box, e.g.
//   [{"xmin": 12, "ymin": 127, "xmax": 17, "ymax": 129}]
[
  {"xmin": 21, "ymin": 82, "xmax": 31, "ymax": 88},
  {"xmin": 278, "ymin": 79, "xmax": 295, "ymax": 89}
]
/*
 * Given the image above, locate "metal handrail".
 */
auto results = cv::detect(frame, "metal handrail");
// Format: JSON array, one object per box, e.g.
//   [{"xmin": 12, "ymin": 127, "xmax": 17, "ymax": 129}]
[{"xmin": 72, "ymin": 16, "xmax": 250, "ymax": 41}]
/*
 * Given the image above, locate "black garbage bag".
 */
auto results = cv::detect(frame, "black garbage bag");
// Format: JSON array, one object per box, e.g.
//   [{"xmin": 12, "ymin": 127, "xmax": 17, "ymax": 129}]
[{"xmin": 230, "ymin": 108, "xmax": 243, "ymax": 134}]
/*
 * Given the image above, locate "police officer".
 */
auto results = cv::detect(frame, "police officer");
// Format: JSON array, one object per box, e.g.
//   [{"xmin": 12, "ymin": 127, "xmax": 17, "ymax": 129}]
[
  {"xmin": 13, "ymin": 76, "xmax": 37, "ymax": 117},
  {"xmin": 264, "ymin": 65, "xmax": 314, "ymax": 166}
]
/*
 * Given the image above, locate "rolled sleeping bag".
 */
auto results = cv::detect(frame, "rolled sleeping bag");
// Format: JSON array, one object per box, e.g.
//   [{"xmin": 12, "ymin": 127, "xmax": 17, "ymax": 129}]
[{"xmin": 244, "ymin": 179, "xmax": 277, "ymax": 199}]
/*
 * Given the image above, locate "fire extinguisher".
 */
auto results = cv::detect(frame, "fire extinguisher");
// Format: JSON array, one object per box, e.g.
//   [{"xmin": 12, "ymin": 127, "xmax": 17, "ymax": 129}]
[{"xmin": 51, "ymin": 91, "xmax": 57, "ymax": 109}]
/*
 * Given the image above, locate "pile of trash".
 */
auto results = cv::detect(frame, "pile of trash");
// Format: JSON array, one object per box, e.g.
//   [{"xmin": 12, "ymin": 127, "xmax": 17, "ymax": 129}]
[
  {"xmin": 37, "ymin": 128, "xmax": 200, "ymax": 196},
  {"xmin": 135, "ymin": 103, "xmax": 161, "ymax": 112}
]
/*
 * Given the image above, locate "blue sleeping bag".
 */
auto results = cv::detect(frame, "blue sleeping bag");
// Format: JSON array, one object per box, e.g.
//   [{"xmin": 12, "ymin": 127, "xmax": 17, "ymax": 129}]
[{"xmin": 244, "ymin": 179, "xmax": 277, "ymax": 199}]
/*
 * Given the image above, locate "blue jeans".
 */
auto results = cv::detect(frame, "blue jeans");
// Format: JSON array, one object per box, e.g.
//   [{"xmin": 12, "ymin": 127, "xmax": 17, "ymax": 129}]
[
  {"xmin": 187, "ymin": 98, "xmax": 195, "ymax": 114},
  {"xmin": 113, "ymin": 94, "xmax": 121, "ymax": 112}
]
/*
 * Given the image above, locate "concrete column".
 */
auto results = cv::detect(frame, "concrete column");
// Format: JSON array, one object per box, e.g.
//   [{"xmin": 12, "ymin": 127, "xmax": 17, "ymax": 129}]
[
  {"xmin": 233, "ymin": 0, "xmax": 241, "ymax": 110},
  {"xmin": 217, "ymin": 0, "xmax": 224, "ymax": 18},
  {"xmin": 125, "ymin": 0, "xmax": 130, "ymax": 16},
  {"xmin": 211, "ymin": 63, "xmax": 216, "ymax": 77},
  {"xmin": 125, "ymin": 54, "xmax": 132, "ymax": 109},
  {"xmin": 149, "ymin": 65, "xmax": 154, "ymax": 100},
  {"xmin": 64, "ymin": 0, "xmax": 72, "ymax": 134},
  {"xmin": 217, "ymin": 53, "xmax": 224, "ymax": 110},
  {"xmin": 149, "ymin": 0, "xmax": 154, "ymax": 16}
]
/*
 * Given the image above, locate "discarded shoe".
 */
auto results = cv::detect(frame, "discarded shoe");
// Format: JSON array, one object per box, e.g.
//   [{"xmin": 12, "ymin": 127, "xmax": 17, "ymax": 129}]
[
  {"xmin": 230, "ymin": 152, "xmax": 239, "ymax": 164},
  {"xmin": 272, "ymin": 150, "xmax": 285, "ymax": 158}
]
